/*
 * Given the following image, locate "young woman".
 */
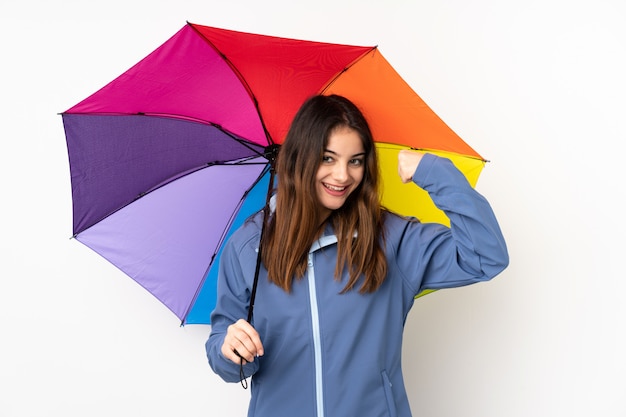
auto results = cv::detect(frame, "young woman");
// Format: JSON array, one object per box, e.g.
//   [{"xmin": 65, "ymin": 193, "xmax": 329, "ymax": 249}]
[{"xmin": 206, "ymin": 94, "xmax": 509, "ymax": 417}]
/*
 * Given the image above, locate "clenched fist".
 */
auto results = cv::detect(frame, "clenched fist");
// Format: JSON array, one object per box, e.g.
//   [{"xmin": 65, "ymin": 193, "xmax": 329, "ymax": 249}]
[{"xmin": 397, "ymin": 150, "xmax": 424, "ymax": 183}]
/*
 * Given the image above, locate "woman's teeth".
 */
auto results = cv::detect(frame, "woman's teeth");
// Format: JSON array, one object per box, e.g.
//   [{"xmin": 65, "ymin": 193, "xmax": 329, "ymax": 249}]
[{"xmin": 324, "ymin": 183, "xmax": 346, "ymax": 191}]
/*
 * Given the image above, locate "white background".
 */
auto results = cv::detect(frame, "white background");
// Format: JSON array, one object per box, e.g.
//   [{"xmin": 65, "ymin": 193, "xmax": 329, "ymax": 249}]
[{"xmin": 2, "ymin": 0, "xmax": 625, "ymax": 416}]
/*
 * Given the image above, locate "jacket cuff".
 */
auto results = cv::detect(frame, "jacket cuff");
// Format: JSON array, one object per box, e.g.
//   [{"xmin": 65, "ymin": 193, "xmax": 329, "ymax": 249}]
[{"xmin": 411, "ymin": 152, "xmax": 438, "ymax": 187}]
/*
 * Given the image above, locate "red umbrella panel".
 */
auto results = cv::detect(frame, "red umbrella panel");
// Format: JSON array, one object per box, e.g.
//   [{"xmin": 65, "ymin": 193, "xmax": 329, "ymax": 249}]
[{"xmin": 61, "ymin": 22, "xmax": 485, "ymax": 324}]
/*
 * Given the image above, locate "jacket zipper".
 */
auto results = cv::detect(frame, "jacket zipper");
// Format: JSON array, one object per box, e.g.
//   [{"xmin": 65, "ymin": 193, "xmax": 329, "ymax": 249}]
[{"xmin": 307, "ymin": 252, "xmax": 324, "ymax": 417}]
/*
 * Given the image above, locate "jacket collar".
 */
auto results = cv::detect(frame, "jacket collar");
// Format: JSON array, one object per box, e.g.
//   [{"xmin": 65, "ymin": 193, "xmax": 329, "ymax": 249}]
[{"xmin": 270, "ymin": 195, "xmax": 352, "ymax": 253}]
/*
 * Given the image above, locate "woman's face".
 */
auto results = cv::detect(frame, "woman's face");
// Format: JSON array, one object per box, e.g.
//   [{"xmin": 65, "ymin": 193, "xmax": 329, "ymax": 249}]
[{"xmin": 315, "ymin": 126, "xmax": 365, "ymax": 218}]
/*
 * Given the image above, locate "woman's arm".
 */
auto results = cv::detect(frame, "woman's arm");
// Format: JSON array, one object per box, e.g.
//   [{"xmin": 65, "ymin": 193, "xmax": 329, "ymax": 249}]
[{"xmin": 396, "ymin": 151, "xmax": 509, "ymax": 293}]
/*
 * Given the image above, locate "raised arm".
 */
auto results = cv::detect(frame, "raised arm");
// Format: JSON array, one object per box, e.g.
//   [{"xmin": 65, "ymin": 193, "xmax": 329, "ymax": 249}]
[{"xmin": 395, "ymin": 151, "xmax": 509, "ymax": 293}]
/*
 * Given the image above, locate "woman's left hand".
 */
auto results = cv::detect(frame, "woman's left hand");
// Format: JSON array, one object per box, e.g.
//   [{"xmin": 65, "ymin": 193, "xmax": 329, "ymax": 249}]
[{"xmin": 397, "ymin": 150, "xmax": 424, "ymax": 183}]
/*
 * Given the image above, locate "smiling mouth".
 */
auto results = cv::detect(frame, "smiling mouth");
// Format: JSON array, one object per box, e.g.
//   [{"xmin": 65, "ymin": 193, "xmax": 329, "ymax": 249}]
[{"xmin": 323, "ymin": 183, "xmax": 347, "ymax": 192}]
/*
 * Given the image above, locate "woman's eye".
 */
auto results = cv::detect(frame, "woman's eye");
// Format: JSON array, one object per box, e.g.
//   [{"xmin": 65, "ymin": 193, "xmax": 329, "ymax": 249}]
[
  {"xmin": 350, "ymin": 158, "xmax": 364, "ymax": 166},
  {"xmin": 322, "ymin": 155, "xmax": 333, "ymax": 163}
]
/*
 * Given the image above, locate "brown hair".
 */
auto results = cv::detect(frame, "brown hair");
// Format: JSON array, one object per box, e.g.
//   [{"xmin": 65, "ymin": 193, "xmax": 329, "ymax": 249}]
[{"xmin": 261, "ymin": 94, "xmax": 387, "ymax": 293}]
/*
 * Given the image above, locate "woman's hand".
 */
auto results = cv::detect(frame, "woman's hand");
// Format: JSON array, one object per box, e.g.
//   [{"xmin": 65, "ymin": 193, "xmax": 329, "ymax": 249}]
[
  {"xmin": 397, "ymin": 150, "xmax": 424, "ymax": 183},
  {"xmin": 221, "ymin": 318, "xmax": 264, "ymax": 364}
]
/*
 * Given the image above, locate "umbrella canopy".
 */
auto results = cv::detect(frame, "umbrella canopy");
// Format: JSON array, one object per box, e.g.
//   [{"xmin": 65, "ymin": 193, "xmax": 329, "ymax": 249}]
[{"xmin": 62, "ymin": 22, "xmax": 485, "ymax": 325}]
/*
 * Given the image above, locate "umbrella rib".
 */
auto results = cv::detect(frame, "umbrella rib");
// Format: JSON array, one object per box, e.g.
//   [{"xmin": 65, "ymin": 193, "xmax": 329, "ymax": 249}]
[
  {"xmin": 188, "ymin": 22, "xmax": 274, "ymax": 146},
  {"xmin": 375, "ymin": 142, "xmax": 489, "ymax": 163},
  {"xmin": 211, "ymin": 120, "xmax": 267, "ymax": 158},
  {"xmin": 319, "ymin": 46, "xmax": 378, "ymax": 93},
  {"xmin": 73, "ymin": 159, "xmax": 269, "ymax": 238},
  {"xmin": 137, "ymin": 159, "xmax": 269, "ymax": 199}
]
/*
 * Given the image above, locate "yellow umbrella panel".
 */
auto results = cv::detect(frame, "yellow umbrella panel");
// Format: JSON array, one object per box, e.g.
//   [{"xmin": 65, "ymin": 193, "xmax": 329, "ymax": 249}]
[{"xmin": 377, "ymin": 144, "xmax": 485, "ymax": 225}]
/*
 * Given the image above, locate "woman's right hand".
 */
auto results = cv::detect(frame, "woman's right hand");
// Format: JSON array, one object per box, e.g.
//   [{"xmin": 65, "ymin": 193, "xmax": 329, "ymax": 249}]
[{"xmin": 221, "ymin": 318, "xmax": 264, "ymax": 364}]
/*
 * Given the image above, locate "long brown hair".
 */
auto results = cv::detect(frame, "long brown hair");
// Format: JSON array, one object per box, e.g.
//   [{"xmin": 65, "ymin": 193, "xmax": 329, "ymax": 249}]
[{"xmin": 261, "ymin": 95, "xmax": 387, "ymax": 293}]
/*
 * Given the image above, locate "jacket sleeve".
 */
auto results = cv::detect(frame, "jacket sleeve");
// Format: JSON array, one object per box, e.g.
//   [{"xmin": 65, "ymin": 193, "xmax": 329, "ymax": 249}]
[
  {"xmin": 205, "ymin": 228, "xmax": 260, "ymax": 383},
  {"xmin": 396, "ymin": 153, "xmax": 509, "ymax": 294}
]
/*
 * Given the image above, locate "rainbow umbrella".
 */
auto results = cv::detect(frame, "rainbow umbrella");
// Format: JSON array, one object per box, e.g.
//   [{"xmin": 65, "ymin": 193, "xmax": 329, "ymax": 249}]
[{"xmin": 61, "ymin": 22, "xmax": 485, "ymax": 325}]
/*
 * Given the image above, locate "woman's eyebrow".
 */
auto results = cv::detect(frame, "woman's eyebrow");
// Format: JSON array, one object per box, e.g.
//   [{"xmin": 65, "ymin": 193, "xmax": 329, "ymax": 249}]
[{"xmin": 323, "ymin": 149, "xmax": 366, "ymax": 158}]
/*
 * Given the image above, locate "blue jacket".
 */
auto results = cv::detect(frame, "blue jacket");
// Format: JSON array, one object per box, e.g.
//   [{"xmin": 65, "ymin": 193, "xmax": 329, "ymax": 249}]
[{"xmin": 206, "ymin": 153, "xmax": 509, "ymax": 417}]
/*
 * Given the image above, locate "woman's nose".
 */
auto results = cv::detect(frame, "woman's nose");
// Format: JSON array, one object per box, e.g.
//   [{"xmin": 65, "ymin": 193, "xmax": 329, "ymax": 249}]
[{"xmin": 332, "ymin": 163, "xmax": 349, "ymax": 181}]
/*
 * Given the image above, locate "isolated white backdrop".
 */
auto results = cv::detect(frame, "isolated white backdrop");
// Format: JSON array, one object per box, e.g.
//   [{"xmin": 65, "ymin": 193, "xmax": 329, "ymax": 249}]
[{"xmin": 1, "ymin": 0, "xmax": 624, "ymax": 416}]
